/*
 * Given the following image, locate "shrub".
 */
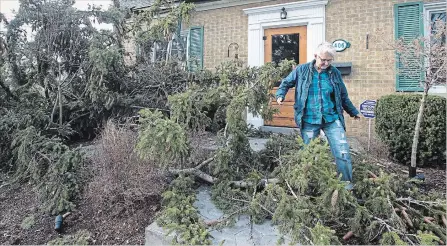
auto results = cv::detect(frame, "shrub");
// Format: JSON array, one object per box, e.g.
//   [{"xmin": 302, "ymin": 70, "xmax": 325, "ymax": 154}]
[
  {"xmin": 86, "ymin": 121, "xmax": 166, "ymax": 214},
  {"xmin": 375, "ymin": 94, "xmax": 446, "ymax": 167}
]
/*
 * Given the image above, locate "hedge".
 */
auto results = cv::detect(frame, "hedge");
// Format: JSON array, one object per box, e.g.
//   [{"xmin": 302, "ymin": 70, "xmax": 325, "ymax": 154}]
[{"xmin": 375, "ymin": 94, "xmax": 446, "ymax": 167}]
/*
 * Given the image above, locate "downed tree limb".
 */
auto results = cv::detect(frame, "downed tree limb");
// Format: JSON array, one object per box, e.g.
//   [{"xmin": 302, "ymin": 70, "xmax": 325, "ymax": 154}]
[
  {"xmin": 367, "ymin": 170, "xmax": 378, "ymax": 179},
  {"xmin": 342, "ymin": 231, "xmax": 354, "ymax": 240},
  {"xmin": 62, "ymin": 212, "xmax": 72, "ymax": 219},
  {"xmin": 168, "ymin": 157, "xmax": 217, "ymax": 183},
  {"xmin": 204, "ymin": 206, "xmax": 249, "ymax": 228},
  {"xmin": 168, "ymin": 157, "xmax": 279, "ymax": 188},
  {"xmin": 373, "ymin": 216, "xmax": 417, "ymax": 245},
  {"xmin": 396, "ymin": 197, "xmax": 445, "ymax": 207},
  {"xmin": 424, "ymin": 217, "xmax": 435, "ymax": 224},
  {"xmin": 194, "ymin": 156, "xmax": 214, "ymax": 170},
  {"xmin": 169, "ymin": 167, "xmax": 217, "ymax": 183},
  {"xmin": 229, "ymin": 178, "xmax": 279, "ymax": 188},
  {"xmin": 442, "ymin": 214, "xmax": 447, "ymax": 227},
  {"xmin": 423, "ymin": 218, "xmax": 447, "ymax": 241},
  {"xmin": 230, "ymin": 197, "xmax": 274, "ymax": 216},
  {"xmin": 285, "ymin": 179, "xmax": 299, "ymax": 200},
  {"xmin": 394, "ymin": 207, "xmax": 407, "ymax": 212}
]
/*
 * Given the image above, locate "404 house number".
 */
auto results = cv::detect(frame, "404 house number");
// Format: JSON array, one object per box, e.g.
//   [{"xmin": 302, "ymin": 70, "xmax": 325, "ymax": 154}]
[{"xmin": 332, "ymin": 39, "xmax": 351, "ymax": 52}]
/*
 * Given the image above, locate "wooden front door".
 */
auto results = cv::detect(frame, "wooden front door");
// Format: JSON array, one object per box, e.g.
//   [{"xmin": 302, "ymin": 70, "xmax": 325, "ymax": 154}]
[{"xmin": 264, "ymin": 26, "xmax": 307, "ymax": 128}]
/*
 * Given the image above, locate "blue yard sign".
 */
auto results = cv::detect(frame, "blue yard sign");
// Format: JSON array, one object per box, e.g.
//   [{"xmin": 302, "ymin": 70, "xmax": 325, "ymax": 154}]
[
  {"xmin": 360, "ymin": 100, "xmax": 377, "ymax": 151},
  {"xmin": 360, "ymin": 100, "xmax": 377, "ymax": 119}
]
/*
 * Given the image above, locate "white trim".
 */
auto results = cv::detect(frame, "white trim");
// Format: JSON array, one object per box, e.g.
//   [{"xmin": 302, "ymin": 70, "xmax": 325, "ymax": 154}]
[
  {"xmin": 195, "ymin": 0, "xmax": 273, "ymax": 12},
  {"xmin": 423, "ymin": 1, "xmax": 446, "ymax": 37},
  {"xmin": 243, "ymin": 0, "xmax": 328, "ymax": 128},
  {"xmin": 243, "ymin": 0, "xmax": 328, "ymax": 15},
  {"xmin": 424, "ymin": 1, "xmax": 446, "ymax": 10},
  {"xmin": 424, "ymin": 1, "xmax": 446, "ymax": 94}
]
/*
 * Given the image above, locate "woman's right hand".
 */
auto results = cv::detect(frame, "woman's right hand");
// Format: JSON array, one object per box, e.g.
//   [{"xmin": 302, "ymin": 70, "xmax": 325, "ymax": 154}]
[{"xmin": 276, "ymin": 97, "xmax": 283, "ymax": 105}]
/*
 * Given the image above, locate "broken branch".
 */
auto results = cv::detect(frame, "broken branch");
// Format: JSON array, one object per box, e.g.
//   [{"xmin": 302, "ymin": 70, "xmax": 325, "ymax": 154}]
[
  {"xmin": 343, "ymin": 231, "xmax": 354, "ymax": 240},
  {"xmin": 285, "ymin": 179, "xmax": 299, "ymax": 200},
  {"xmin": 367, "ymin": 170, "xmax": 378, "ymax": 179},
  {"xmin": 194, "ymin": 156, "xmax": 214, "ymax": 170},
  {"xmin": 204, "ymin": 206, "xmax": 249, "ymax": 228},
  {"xmin": 230, "ymin": 197, "xmax": 274, "ymax": 216},
  {"xmin": 442, "ymin": 214, "xmax": 447, "ymax": 227},
  {"xmin": 229, "ymin": 178, "xmax": 279, "ymax": 188},
  {"xmin": 423, "ymin": 217, "xmax": 435, "ymax": 224},
  {"xmin": 169, "ymin": 168, "xmax": 217, "ymax": 183}
]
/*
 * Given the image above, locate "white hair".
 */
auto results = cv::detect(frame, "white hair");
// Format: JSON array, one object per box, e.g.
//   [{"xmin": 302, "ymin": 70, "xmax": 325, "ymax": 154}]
[{"xmin": 315, "ymin": 42, "xmax": 336, "ymax": 58}]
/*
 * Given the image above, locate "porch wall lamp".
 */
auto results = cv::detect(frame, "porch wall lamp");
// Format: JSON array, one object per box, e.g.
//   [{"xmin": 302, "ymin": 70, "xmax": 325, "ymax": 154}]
[
  {"xmin": 280, "ymin": 7, "xmax": 287, "ymax": 20},
  {"xmin": 227, "ymin": 42, "xmax": 239, "ymax": 59}
]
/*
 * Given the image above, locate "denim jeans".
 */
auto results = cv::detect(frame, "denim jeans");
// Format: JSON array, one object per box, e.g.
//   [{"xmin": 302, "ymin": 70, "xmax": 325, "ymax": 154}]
[{"xmin": 301, "ymin": 119, "xmax": 353, "ymax": 189}]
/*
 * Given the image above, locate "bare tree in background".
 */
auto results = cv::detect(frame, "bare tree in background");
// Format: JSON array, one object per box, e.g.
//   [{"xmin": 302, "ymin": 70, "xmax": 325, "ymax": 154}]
[{"xmin": 393, "ymin": 20, "xmax": 446, "ymax": 176}]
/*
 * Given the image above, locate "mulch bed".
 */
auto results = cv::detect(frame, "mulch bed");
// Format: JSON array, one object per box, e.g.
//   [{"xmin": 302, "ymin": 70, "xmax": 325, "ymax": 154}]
[{"xmin": 0, "ymin": 175, "xmax": 161, "ymax": 245}]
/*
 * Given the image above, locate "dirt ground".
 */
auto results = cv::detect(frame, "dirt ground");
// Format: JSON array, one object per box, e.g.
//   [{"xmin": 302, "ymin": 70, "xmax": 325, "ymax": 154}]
[
  {"xmin": 0, "ymin": 175, "xmax": 161, "ymax": 245},
  {"xmin": 368, "ymin": 157, "xmax": 447, "ymax": 196}
]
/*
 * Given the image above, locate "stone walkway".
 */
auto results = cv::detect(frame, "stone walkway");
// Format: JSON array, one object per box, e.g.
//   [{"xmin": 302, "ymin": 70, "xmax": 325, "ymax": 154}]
[
  {"xmin": 145, "ymin": 186, "xmax": 290, "ymax": 245},
  {"xmin": 145, "ymin": 134, "xmax": 365, "ymax": 245}
]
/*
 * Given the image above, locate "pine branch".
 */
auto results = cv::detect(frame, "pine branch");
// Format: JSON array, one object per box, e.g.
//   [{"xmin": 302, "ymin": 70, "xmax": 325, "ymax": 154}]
[
  {"xmin": 204, "ymin": 206, "xmax": 249, "ymax": 228},
  {"xmin": 230, "ymin": 197, "xmax": 274, "ymax": 216},
  {"xmin": 373, "ymin": 216, "xmax": 417, "ymax": 245},
  {"xmin": 285, "ymin": 179, "xmax": 299, "ymax": 200},
  {"xmin": 396, "ymin": 197, "xmax": 445, "ymax": 207}
]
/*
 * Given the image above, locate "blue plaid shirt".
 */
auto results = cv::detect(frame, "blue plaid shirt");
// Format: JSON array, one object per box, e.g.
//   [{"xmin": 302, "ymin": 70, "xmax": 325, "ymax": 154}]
[{"xmin": 302, "ymin": 67, "xmax": 339, "ymax": 124}]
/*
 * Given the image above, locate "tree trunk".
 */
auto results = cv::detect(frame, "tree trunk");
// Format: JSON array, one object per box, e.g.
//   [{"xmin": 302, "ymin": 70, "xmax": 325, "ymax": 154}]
[
  {"xmin": 409, "ymin": 91, "xmax": 427, "ymax": 177},
  {"xmin": 58, "ymin": 83, "xmax": 63, "ymax": 126}
]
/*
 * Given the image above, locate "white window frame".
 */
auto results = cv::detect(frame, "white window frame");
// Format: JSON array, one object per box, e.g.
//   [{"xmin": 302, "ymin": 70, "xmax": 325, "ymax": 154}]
[
  {"xmin": 424, "ymin": 2, "xmax": 446, "ymax": 95},
  {"xmin": 424, "ymin": 2, "xmax": 446, "ymax": 38}
]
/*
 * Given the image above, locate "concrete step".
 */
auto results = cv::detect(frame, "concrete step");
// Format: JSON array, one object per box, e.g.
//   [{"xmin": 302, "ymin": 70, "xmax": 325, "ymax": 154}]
[{"xmin": 145, "ymin": 186, "xmax": 290, "ymax": 245}]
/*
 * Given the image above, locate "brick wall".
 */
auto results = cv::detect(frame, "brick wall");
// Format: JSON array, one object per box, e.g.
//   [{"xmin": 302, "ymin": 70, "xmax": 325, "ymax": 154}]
[
  {"xmin": 125, "ymin": 0, "xmax": 439, "ymax": 138},
  {"xmin": 185, "ymin": 0, "xmax": 297, "ymax": 69},
  {"xmin": 326, "ymin": 0, "xmax": 437, "ymax": 137}
]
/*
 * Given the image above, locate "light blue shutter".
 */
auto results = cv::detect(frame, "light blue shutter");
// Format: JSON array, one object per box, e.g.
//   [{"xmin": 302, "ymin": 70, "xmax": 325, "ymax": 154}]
[
  {"xmin": 188, "ymin": 26, "xmax": 204, "ymax": 72},
  {"xmin": 394, "ymin": 2, "xmax": 424, "ymax": 91}
]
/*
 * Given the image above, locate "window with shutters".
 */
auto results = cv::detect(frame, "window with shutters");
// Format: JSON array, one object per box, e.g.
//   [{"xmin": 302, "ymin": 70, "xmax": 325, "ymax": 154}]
[
  {"xmin": 187, "ymin": 26, "xmax": 204, "ymax": 72},
  {"xmin": 135, "ymin": 20, "xmax": 188, "ymax": 64},
  {"xmin": 394, "ymin": 2, "xmax": 424, "ymax": 91}
]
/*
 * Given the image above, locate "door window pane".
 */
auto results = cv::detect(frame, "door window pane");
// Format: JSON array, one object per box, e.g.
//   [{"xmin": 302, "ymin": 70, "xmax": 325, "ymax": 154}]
[{"xmin": 271, "ymin": 33, "xmax": 299, "ymax": 65}]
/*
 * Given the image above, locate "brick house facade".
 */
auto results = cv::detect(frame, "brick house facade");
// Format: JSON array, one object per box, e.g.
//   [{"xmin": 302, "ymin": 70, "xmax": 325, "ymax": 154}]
[{"xmin": 123, "ymin": 0, "xmax": 446, "ymax": 138}]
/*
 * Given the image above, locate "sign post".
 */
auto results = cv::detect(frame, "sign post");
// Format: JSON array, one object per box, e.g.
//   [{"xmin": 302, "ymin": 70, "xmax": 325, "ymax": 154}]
[{"xmin": 359, "ymin": 100, "xmax": 377, "ymax": 152}]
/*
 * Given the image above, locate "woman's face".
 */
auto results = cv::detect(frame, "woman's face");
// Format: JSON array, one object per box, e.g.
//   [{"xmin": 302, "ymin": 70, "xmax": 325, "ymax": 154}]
[{"xmin": 315, "ymin": 52, "xmax": 334, "ymax": 70}]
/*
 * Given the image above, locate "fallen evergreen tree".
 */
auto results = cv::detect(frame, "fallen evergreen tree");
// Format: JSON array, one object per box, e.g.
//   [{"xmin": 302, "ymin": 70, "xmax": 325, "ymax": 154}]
[
  {"xmin": 0, "ymin": 1, "xmax": 444, "ymax": 243},
  {"xmin": 136, "ymin": 60, "xmax": 446, "ymax": 245},
  {"xmin": 0, "ymin": 0, "xmax": 191, "ymax": 215}
]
